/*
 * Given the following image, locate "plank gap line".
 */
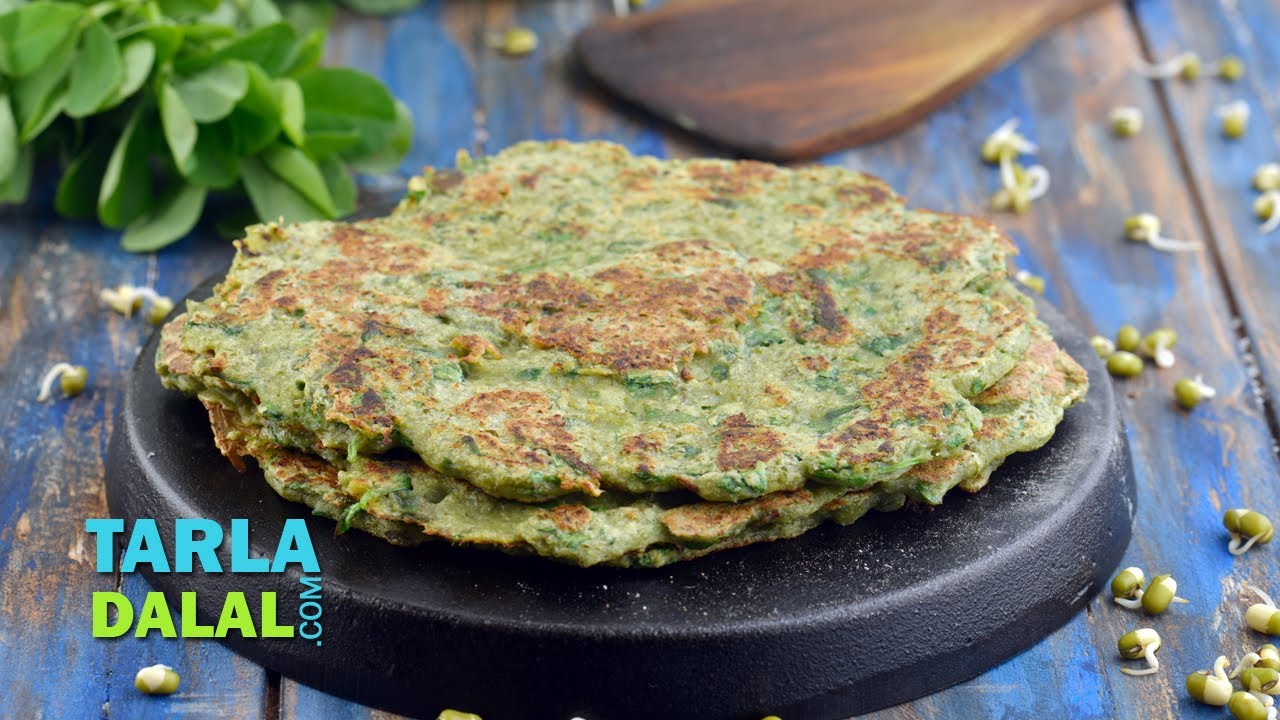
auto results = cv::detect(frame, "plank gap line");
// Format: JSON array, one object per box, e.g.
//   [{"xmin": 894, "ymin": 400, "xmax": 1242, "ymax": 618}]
[{"xmin": 262, "ymin": 669, "xmax": 281, "ymax": 720}]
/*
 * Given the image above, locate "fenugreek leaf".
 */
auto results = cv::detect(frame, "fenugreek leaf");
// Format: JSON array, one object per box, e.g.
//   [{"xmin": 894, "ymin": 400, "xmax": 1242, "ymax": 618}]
[
  {"xmin": 99, "ymin": 38, "xmax": 156, "ymax": 112},
  {"xmin": 261, "ymin": 142, "xmax": 336, "ymax": 216},
  {"xmin": 159, "ymin": 82, "xmax": 198, "ymax": 168},
  {"xmin": 55, "ymin": 133, "xmax": 114, "ymax": 218},
  {"xmin": 0, "ymin": 143, "xmax": 32, "ymax": 203},
  {"xmin": 0, "ymin": 2, "xmax": 84, "ymax": 78},
  {"xmin": 176, "ymin": 22, "xmax": 298, "ymax": 76},
  {"xmin": 122, "ymin": 182, "xmax": 207, "ymax": 251},
  {"xmin": 0, "ymin": 93, "xmax": 15, "ymax": 180},
  {"xmin": 277, "ymin": 77, "xmax": 305, "ymax": 146},
  {"xmin": 65, "ymin": 20, "xmax": 124, "ymax": 118},
  {"xmin": 320, "ymin": 156, "xmax": 356, "ymax": 216},
  {"xmin": 12, "ymin": 27, "xmax": 77, "ymax": 141},
  {"xmin": 241, "ymin": 155, "xmax": 328, "ymax": 224},
  {"xmin": 98, "ymin": 106, "xmax": 155, "ymax": 229},
  {"xmin": 173, "ymin": 61, "xmax": 249, "ymax": 123}
]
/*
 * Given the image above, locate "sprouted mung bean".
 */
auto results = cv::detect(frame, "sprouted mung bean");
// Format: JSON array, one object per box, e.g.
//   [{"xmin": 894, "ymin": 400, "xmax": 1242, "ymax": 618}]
[
  {"xmin": 134, "ymin": 664, "xmax": 180, "ymax": 695},
  {"xmin": 1111, "ymin": 106, "xmax": 1143, "ymax": 137},
  {"xmin": 1254, "ymin": 164, "xmax": 1280, "ymax": 192},
  {"xmin": 1091, "ymin": 335, "xmax": 1117, "ymax": 358},
  {"xmin": 1226, "ymin": 511, "xmax": 1275, "ymax": 556},
  {"xmin": 1139, "ymin": 328, "xmax": 1178, "ymax": 368},
  {"xmin": 1254, "ymin": 191, "xmax": 1280, "ymax": 234},
  {"xmin": 1107, "ymin": 351, "xmax": 1144, "ymax": 378},
  {"xmin": 1124, "ymin": 213, "xmax": 1201, "ymax": 252},
  {"xmin": 1175, "ymin": 375, "xmax": 1216, "ymax": 410},
  {"xmin": 1219, "ymin": 100, "xmax": 1251, "ymax": 139},
  {"xmin": 1136, "ymin": 51, "xmax": 1202, "ymax": 81},
  {"xmin": 100, "ymin": 284, "xmax": 174, "ymax": 325},
  {"xmin": 1013, "ymin": 269, "xmax": 1045, "ymax": 294},
  {"xmin": 1116, "ymin": 325, "xmax": 1142, "ymax": 352},
  {"xmin": 1118, "ymin": 628, "xmax": 1162, "ymax": 676},
  {"xmin": 1188, "ymin": 655, "xmax": 1234, "ymax": 706},
  {"xmin": 488, "ymin": 27, "xmax": 538, "ymax": 56},
  {"xmin": 36, "ymin": 363, "xmax": 88, "ymax": 402},
  {"xmin": 1246, "ymin": 586, "xmax": 1280, "ymax": 636}
]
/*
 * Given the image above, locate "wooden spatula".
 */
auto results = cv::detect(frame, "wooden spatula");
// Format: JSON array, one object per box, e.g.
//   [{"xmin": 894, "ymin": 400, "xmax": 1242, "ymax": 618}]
[{"xmin": 577, "ymin": 0, "xmax": 1112, "ymax": 160}]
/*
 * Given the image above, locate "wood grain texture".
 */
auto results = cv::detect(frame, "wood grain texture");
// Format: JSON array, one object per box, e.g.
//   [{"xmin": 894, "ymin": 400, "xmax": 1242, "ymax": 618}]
[
  {"xmin": 578, "ymin": 0, "xmax": 1115, "ymax": 160},
  {"xmin": 2, "ymin": 1, "xmax": 1280, "ymax": 718}
]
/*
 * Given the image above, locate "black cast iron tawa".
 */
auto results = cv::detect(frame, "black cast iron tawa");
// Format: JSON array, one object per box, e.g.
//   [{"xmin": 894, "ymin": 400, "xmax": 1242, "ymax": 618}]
[{"xmin": 105, "ymin": 276, "xmax": 1135, "ymax": 720}]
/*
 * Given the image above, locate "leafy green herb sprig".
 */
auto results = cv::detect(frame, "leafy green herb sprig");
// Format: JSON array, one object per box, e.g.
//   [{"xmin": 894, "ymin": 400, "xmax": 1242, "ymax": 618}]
[{"xmin": 0, "ymin": 0, "xmax": 413, "ymax": 251}]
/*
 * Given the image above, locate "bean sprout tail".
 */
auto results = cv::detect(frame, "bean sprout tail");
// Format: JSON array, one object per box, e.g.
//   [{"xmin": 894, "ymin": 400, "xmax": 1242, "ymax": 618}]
[
  {"xmin": 36, "ymin": 363, "xmax": 75, "ymax": 402},
  {"xmin": 1149, "ymin": 235, "xmax": 1202, "ymax": 252},
  {"xmin": 1233, "ymin": 653, "xmax": 1262, "ymax": 678},
  {"xmin": 1237, "ymin": 534, "xmax": 1266, "ymax": 555},
  {"xmin": 1024, "ymin": 165, "xmax": 1050, "ymax": 200},
  {"xmin": 1252, "ymin": 586, "xmax": 1279, "ymax": 608}
]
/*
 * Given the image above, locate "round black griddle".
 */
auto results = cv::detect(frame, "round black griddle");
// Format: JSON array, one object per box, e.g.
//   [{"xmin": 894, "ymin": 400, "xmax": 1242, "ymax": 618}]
[{"xmin": 105, "ymin": 277, "xmax": 1135, "ymax": 720}]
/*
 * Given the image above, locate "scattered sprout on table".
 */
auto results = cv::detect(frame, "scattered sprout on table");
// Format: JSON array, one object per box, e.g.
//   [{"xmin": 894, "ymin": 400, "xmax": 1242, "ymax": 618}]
[
  {"xmin": 1254, "ymin": 164, "xmax": 1280, "ymax": 192},
  {"xmin": 1139, "ymin": 328, "xmax": 1178, "ymax": 368},
  {"xmin": 1124, "ymin": 213, "xmax": 1200, "ymax": 252},
  {"xmin": 1111, "ymin": 569, "xmax": 1188, "ymax": 614},
  {"xmin": 981, "ymin": 119, "xmax": 1049, "ymax": 214},
  {"xmin": 134, "ymin": 664, "xmax": 180, "ymax": 695},
  {"xmin": 989, "ymin": 158, "xmax": 1050, "ymax": 214},
  {"xmin": 1188, "ymin": 655, "xmax": 1234, "ymax": 705},
  {"xmin": 1229, "ymin": 690, "xmax": 1278, "ymax": 720},
  {"xmin": 1110, "ymin": 106, "xmax": 1143, "ymax": 137},
  {"xmin": 1013, "ymin": 269, "xmax": 1045, "ymax": 294},
  {"xmin": 1227, "ymin": 511, "xmax": 1275, "ymax": 555},
  {"xmin": 1233, "ymin": 652, "xmax": 1263, "ymax": 678},
  {"xmin": 36, "ymin": 363, "xmax": 88, "ymax": 402},
  {"xmin": 1175, "ymin": 375, "xmax": 1216, "ymax": 410},
  {"xmin": 1216, "ymin": 55, "xmax": 1246, "ymax": 81},
  {"xmin": 1091, "ymin": 335, "xmax": 1117, "ymax": 358},
  {"xmin": 437, "ymin": 711, "xmax": 482, "ymax": 720},
  {"xmin": 1118, "ymin": 628, "xmax": 1162, "ymax": 676},
  {"xmin": 1140, "ymin": 573, "xmax": 1190, "ymax": 615},
  {"xmin": 1246, "ymin": 586, "xmax": 1280, "ymax": 635},
  {"xmin": 488, "ymin": 27, "xmax": 538, "ymax": 57},
  {"xmin": 1254, "ymin": 191, "xmax": 1280, "ymax": 234},
  {"xmin": 1107, "ymin": 351, "xmax": 1144, "ymax": 378},
  {"xmin": 1111, "ymin": 566, "xmax": 1146, "ymax": 607},
  {"xmin": 1220, "ymin": 100, "xmax": 1251, "ymax": 139},
  {"xmin": 1136, "ymin": 51, "xmax": 1202, "ymax": 81},
  {"xmin": 981, "ymin": 118, "xmax": 1038, "ymax": 164},
  {"xmin": 1116, "ymin": 325, "xmax": 1142, "ymax": 352},
  {"xmin": 1242, "ymin": 667, "xmax": 1280, "ymax": 695},
  {"xmin": 100, "ymin": 284, "xmax": 174, "ymax": 325},
  {"xmin": 1261, "ymin": 645, "xmax": 1280, "ymax": 670}
]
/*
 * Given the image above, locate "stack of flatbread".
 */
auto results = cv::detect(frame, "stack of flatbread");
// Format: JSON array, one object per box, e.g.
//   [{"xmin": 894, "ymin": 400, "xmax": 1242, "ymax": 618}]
[{"xmin": 158, "ymin": 141, "xmax": 1086, "ymax": 567}]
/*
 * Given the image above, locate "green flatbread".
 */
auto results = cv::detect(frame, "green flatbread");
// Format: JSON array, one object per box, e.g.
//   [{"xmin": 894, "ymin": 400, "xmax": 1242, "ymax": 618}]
[
  {"xmin": 160, "ymin": 141, "xmax": 1036, "ymax": 504},
  {"xmin": 181, "ymin": 319, "xmax": 1085, "ymax": 567}
]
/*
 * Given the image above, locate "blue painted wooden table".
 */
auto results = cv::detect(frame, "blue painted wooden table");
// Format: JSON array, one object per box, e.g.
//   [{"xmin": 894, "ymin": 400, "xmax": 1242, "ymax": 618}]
[{"xmin": 3, "ymin": 1, "xmax": 1280, "ymax": 717}]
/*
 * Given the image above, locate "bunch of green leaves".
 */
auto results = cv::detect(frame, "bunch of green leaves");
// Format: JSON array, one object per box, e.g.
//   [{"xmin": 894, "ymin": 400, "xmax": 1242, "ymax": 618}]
[{"xmin": 0, "ymin": 0, "xmax": 412, "ymax": 251}]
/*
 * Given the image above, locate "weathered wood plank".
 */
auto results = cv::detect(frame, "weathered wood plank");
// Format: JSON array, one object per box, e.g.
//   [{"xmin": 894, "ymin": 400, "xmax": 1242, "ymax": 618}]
[
  {"xmin": 1128, "ymin": 0, "xmax": 1280, "ymax": 444},
  {"xmin": 0, "ymin": 202, "xmax": 249, "ymax": 718}
]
